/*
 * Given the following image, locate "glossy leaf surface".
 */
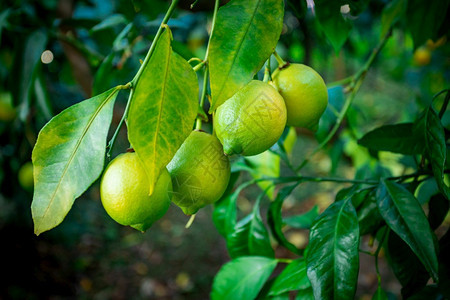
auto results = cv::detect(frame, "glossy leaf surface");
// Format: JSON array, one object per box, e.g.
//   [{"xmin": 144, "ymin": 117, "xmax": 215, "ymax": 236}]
[
  {"xmin": 358, "ymin": 123, "xmax": 423, "ymax": 155},
  {"xmin": 314, "ymin": 0, "xmax": 352, "ymax": 52},
  {"xmin": 211, "ymin": 256, "xmax": 277, "ymax": 300},
  {"xmin": 32, "ymin": 88, "xmax": 119, "ymax": 235},
  {"xmin": 283, "ymin": 205, "xmax": 319, "ymax": 230},
  {"xmin": 306, "ymin": 199, "xmax": 360, "ymax": 300},
  {"xmin": 376, "ymin": 179, "xmax": 438, "ymax": 281},
  {"xmin": 415, "ymin": 107, "xmax": 449, "ymax": 199},
  {"xmin": 268, "ymin": 258, "xmax": 310, "ymax": 296},
  {"xmin": 128, "ymin": 27, "xmax": 198, "ymax": 194},
  {"xmin": 268, "ymin": 184, "xmax": 302, "ymax": 255},
  {"xmin": 208, "ymin": 0, "xmax": 284, "ymax": 111},
  {"xmin": 227, "ymin": 198, "xmax": 274, "ymax": 258}
]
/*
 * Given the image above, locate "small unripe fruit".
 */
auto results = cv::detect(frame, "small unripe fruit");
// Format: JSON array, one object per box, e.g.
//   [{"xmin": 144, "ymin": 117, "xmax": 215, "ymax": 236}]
[
  {"xmin": 272, "ymin": 63, "xmax": 328, "ymax": 131},
  {"xmin": 100, "ymin": 152, "xmax": 172, "ymax": 231},
  {"xmin": 214, "ymin": 80, "xmax": 287, "ymax": 156},
  {"xmin": 167, "ymin": 130, "xmax": 230, "ymax": 215}
]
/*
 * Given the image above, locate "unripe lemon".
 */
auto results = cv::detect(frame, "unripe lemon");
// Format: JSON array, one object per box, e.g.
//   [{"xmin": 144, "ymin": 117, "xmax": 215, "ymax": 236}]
[
  {"xmin": 167, "ymin": 130, "xmax": 230, "ymax": 215},
  {"xmin": 272, "ymin": 63, "xmax": 328, "ymax": 131},
  {"xmin": 100, "ymin": 152, "xmax": 172, "ymax": 231},
  {"xmin": 18, "ymin": 162, "xmax": 34, "ymax": 191},
  {"xmin": 0, "ymin": 92, "xmax": 16, "ymax": 122},
  {"xmin": 214, "ymin": 80, "xmax": 287, "ymax": 156},
  {"xmin": 413, "ymin": 47, "xmax": 431, "ymax": 66}
]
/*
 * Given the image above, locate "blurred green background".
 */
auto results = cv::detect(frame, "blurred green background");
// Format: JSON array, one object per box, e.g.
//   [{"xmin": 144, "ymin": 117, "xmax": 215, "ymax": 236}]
[{"xmin": 0, "ymin": 0, "xmax": 448, "ymax": 299}]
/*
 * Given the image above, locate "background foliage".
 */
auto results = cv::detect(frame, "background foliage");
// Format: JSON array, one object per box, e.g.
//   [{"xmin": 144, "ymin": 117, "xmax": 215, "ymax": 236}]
[{"xmin": 0, "ymin": 0, "xmax": 449, "ymax": 299}]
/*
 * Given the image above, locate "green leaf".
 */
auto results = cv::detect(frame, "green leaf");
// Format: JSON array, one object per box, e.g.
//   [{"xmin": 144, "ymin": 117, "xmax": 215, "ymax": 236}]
[
  {"xmin": 385, "ymin": 231, "xmax": 430, "ymax": 298},
  {"xmin": 286, "ymin": 0, "xmax": 307, "ymax": 19},
  {"xmin": 91, "ymin": 14, "xmax": 127, "ymax": 32},
  {"xmin": 314, "ymin": 0, "xmax": 352, "ymax": 52},
  {"xmin": 227, "ymin": 197, "xmax": 274, "ymax": 258},
  {"xmin": 213, "ymin": 172, "xmax": 242, "ymax": 237},
  {"xmin": 295, "ymin": 287, "xmax": 314, "ymax": 300},
  {"xmin": 245, "ymin": 150, "xmax": 280, "ymax": 199},
  {"xmin": 380, "ymin": 0, "xmax": 407, "ymax": 38},
  {"xmin": 408, "ymin": 285, "xmax": 441, "ymax": 300},
  {"xmin": 415, "ymin": 106, "xmax": 450, "ymax": 200},
  {"xmin": 438, "ymin": 228, "xmax": 450, "ymax": 298},
  {"xmin": 12, "ymin": 30, "xmax": 48, "ymax": 119},
  {"xmin": 351, "ymin": 188, "xmax": 384, "ymax": 235},
  {"xmin": 358, "ymin": 123, "xmax": 423, "ymax": 155},
  {"xmin": 34, "ymin": 72, "xmax": 53, "ymax": 121},
  {"xmin": 268, "ymin": 258, "xmax": 310, "ymax": 296},
  {"xmin": 211, "ymin": 256, "xmax": 277, "ymax": 300},
  {"xmin": 128, "ymin": 27, "xmax": 198, "ymax": 194},
  {"xmin": 31, "ymin": 87, "xmax": 120, "ymax": 235},
  {"xmin": 214, "ymin": 192, "xmax": 238, "ymax": 237},
  {"xmin": 405, "ymin": 0, "xmax": 450, "ymax": 48},
  {"xmin": 93, "ymin": 53, "xmax": 115, "ymax": 96},
  {"xmin": 269, "ymin": 127, "xmax": 297, "ymax": 172},
  {"xmin": 0, "ymin": 8, "xmax": 11, "ymax": 46},
  {"xmin": 372, "ymin": 285, "xmax": 388, "ymax": 300},
  {"xmin": 428, "ymin": 193, "xmax": 449, "ymax": 230},
  {"xmin": 267, "ymin": 184, "xmax": 302, "ymax": 255},
  {"xmin": 306, "ymin": 198, "xmax": 360, "ymax": 300},
  {"xmin": 346, "ymin": 0, "xmax": 369, "ymax": 16},
  {"xmin": 376, "ymin": 179, "xmax": 439, "ymax": 281},
  {"xmin": 283, "ymin": 205, "xmax": 319, "ymax": 230},
  {"xmin": 208, "ymin": 0, "xmax": 284, "ymax": 112}
]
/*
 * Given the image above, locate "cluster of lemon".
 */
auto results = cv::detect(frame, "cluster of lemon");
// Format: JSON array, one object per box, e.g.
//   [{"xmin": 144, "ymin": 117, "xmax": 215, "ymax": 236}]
[{"xmin": 100, "ymin": 63, "xmax": 328, "ymax": 231}]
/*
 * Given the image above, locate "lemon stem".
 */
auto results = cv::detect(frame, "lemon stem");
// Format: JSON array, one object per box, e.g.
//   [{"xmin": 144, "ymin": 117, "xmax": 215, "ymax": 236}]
[
  {"xmin": 273, "ymin": 50, "xmax": 287, "ymax": 68},
  {"xmin": 263, "ymin": 66, "xmax": 270, "ymax": 83},
  {"xmin": 263, "ymin": 58, "xmax": 271, "ymax": 83},
  {"xmin": 185, "ymin": 214, "xmax": 196, "ymax": 228},
  {"xmin": 195, "ymin": 66, "xmax": 209, "ymax": 130}
]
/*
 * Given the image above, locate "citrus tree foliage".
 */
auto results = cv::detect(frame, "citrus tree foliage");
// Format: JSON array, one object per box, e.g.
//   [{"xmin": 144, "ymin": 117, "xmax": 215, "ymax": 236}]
[{"xmin": 24, "ymin": 0, "xmax": 450, "ymax": 299}]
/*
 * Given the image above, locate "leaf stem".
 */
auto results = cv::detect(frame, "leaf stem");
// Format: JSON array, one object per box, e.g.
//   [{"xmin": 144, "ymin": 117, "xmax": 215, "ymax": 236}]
[
  {"xmin": 295, "ymin": 28, "xmax": 393, "ymax": 172},
  {"xmin": 188, "ymin": 57, "xmax": 203, "ymax": 64},
  {"xmin": 276, "ymin": 258, "xmax": 293, "ymax": 264},
  {"xmin": 130, "ymin": 0, "xmax": 180, "ymax": 87}
]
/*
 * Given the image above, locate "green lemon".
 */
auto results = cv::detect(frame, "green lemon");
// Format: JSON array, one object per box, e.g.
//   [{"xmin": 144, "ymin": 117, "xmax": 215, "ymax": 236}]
[
  {"xmin": 100, "ymin": 152, "xmax": 172, "ymax": 231},
  {"xmin": 18, "ymin": 162, "xmax": 34, "ymax": 191},
  {"xmin": 0, "ymin": 92, "xmax": 16, "ymax": 122},
  {"xmin": 214, "ymin": 80, "xmax": 287, "ymax": 156},
  {"xmin": 272, "ymin": 63, "xmax": 328, "ymax": 131},
  {"xmin": 167, "ymin": 130, "xmax": 230, "ymax": 215}
]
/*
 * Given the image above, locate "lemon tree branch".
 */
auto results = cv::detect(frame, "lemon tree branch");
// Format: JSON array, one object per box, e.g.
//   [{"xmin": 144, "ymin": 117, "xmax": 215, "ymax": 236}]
[{"xmin": 295, "ymin": 28, "xmax": 393, "ymax": 172}]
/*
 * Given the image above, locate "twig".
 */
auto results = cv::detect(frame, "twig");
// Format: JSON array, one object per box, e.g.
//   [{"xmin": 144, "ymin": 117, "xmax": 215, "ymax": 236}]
[{"xmin": 295, "ymin": 28, "xmax": 393, "ymax": 172}]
